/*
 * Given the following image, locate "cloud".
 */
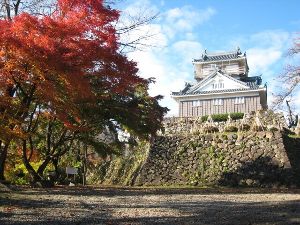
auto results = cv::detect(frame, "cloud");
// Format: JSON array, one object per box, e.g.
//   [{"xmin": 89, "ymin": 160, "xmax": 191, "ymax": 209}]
[
  {"xmin": 172, "ymin": 40, "xmax": 203, "ymax": 65},
  {"xmin": 247, "ymin": 48, "xmax": 282, "ymax": 75},
  {"xmin": 229, "ymin": 30, "xmax": 290, "ymax": 83},
  {"xmin": 250, "ymin": 30, "xmax": 290, "ymax": 49},
  {"xmin": 128, "ymin": 49, "xmax": 186, "ymax": 116},
  {"xmin": 123, "ymin": 0, "xmax": 158, "ymax": 15},
  {"xmin": 165, "ymin": 6, "xmax": 216, "ymax": 30},
  {"xmin": 237, "ymin": 30, "xmax": 300, "ymax": 114},
  {"xmin": 238, "ymin": 31, "xmax": 293, "ymax": 111},
  {"xmin": 163, "ymin": 6, "xmax": 216, "ymax": 39},
  {"xmin": 121, "ymin": 2, "xmax": 216, "ymax": 116}
]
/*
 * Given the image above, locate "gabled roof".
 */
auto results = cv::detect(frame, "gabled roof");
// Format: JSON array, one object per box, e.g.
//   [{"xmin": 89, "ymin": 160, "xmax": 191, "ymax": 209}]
[
  {"xmin": 187, "ymin": 70, "xmax": 249, "ymax": 93},
  {"xmin": 193, "ymin": 49, "xmax": 246, "ymax": 63},
  {"xmin": 172, "ymin": 70, "xmax": 263, "ymax": 97}
]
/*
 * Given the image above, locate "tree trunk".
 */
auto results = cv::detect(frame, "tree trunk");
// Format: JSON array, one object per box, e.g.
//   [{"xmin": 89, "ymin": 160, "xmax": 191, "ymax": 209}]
[
  {"xmin": 0, "ymin": 144, "xmax": 9, "ymax": 181},
  {"xmin": 286, "ymin": 100, "xmax": 297, "ymax": 127},
  {"xmin": 37, "ymin": 156, "xmax": 51, "ymax": 177},
  {"xmin": 52, "ymin": 157, "xmax": 59, "ymax": 180},
  {"xmin": 22, "ymin": 140, "xmax": 41, "ymax": 183}
]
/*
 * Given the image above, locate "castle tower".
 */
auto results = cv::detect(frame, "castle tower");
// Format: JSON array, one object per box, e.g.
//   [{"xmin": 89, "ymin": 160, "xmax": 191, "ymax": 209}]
[{"xmin": 171, "ymin": 48, "xmax": 267, "ymax": 117}]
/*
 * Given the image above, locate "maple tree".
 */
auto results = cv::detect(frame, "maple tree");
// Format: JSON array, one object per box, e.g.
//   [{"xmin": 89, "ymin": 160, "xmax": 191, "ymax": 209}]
[{"xmin": 0, "ymin": 0, "xmax": 167, "ymax": 182}]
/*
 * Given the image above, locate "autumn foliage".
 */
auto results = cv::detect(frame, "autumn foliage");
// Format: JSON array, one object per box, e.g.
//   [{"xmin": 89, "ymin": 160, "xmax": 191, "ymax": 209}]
[
  {"xmin": 0, "ymin": 0, "xmax": 167, "ymax": 182},
  {"xmin": 1, "ymin": 0, "xmax": 143, "ymax": 127}
]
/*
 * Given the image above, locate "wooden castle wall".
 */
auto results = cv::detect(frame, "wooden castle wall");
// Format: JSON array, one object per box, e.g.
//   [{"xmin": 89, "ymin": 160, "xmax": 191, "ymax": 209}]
[{"xmin": 179, "ymin": 95, "xmax": 262, "ymax": 117}]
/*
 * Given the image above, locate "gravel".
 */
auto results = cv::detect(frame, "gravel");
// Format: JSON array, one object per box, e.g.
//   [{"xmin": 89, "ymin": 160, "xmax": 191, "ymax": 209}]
[{"xmin": 1, "ymin": 186, "xmax": 300, "ymax": 225}]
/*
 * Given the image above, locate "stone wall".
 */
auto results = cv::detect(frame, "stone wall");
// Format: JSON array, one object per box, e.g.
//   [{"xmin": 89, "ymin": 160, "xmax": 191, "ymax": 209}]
[
  {"xmin": 162, "ymin": 110, "xmax": 287, "ymax": 135},
  {"xmin": 135, "ymin": 131, "xmax": 299, "ymax": 187}
]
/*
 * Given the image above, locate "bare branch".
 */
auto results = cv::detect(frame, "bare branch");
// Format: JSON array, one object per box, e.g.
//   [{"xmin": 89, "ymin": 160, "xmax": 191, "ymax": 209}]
[
  {"xmin": 0, "ymin": 0, "xmax": 56, "ymax": 18},
  {"xmin": 115, "ymin": 4, "xmax": 162, "ymax": 53},
  {"xmin": 273, "ymin": 37, "xmax": 300, "ymax": 110}
]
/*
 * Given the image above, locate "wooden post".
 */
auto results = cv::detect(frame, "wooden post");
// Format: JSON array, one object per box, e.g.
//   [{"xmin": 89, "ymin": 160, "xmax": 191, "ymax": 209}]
[{"xmin": 82, "ymin": 143, "xmax": 87, "ymax": 186}]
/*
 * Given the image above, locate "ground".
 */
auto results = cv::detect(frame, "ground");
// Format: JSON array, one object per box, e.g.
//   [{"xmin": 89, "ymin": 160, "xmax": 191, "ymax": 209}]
[{"xmin": 1, "ymin": 185, "xmax": 300, "ymax": 225}]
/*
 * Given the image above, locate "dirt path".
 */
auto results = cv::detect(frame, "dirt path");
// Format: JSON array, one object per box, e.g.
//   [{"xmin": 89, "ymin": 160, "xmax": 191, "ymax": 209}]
[{"xmin": 1, "ymin": 186, "xmax": 300, "ymax": 225}]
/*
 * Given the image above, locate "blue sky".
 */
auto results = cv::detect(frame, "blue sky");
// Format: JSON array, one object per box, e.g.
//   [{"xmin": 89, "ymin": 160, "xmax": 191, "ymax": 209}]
[{"xmin": 117, "ymin": 0, "xmax": 300, "ymax": 116}]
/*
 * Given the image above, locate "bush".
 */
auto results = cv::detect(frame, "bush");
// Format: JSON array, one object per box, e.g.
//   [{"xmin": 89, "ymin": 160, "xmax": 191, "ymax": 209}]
[
  {"xmin": 5, "ymin": 161, "xmax": 55, "ymax": 185},
  {"xmin": 230, "ymin": 112, "xmax": 244, "ymax": 120},
  {"xmin": 201, "ymin": 115, "xmax": 208, "ymax": 122},
  {"xmin": 6, "ymin": 161, "xmax": 43, "ymax": 184},
  {"xmin": 201, "ymin": 113, "xmax": 244, "ymax": 122},
  {"xmin": 212, "ymin": 114, "xmax": 228, "ymax": 122}
]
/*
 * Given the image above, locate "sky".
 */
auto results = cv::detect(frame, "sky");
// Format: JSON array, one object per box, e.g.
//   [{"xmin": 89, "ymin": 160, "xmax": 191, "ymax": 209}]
[{"xmin": 116, "ymin": 0, "xmax": 300, "ymax": 116}]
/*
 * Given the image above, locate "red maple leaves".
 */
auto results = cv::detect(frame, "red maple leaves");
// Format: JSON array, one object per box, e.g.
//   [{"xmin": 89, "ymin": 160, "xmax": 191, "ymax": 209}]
[{"xmin": 0, "ymin": 0, "xmax": 146, "ymax": 134}]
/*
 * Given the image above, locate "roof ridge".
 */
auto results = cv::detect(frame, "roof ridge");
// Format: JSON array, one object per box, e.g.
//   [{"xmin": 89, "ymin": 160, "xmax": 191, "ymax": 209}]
[
  {"xmin": 204, "ymin": 51, "xmax": 237, "ymax": 56},
  {"xmin": 185, "ymin": 71, "xmax": 250, "ymax": 95},
  {"xmin": 220, "ymin": 72, "xmax": 249, "ymax": 87},
  {"xmin": 172, "ymin": 86, "xmax": 264, "ymax": 96},
  {"xmin": 186, "ymin": 70, "xmax": 218, "ymax": 94}
]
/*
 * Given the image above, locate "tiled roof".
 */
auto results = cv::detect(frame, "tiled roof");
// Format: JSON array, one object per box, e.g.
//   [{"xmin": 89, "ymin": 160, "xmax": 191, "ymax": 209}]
[
  {"xmin": 172, "ymin": 87, "xmax": 261, "ymax": 96},
  {"xmin": 193, "ymin": 49, "xmax": 245, "ymax": 63},
  {"xmin": 185, "ymin": 70, "xmax": 248, "ymax": 94},
  {"xmin": 172, "ymin": 76, "xmax": 263, "ymax": 97},
  {"xmin": 241, "ymin": 76, "xmax": 262, "ymax": 86}
]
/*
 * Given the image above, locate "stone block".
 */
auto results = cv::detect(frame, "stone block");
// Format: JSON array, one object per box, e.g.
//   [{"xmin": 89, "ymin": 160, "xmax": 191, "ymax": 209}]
[
  {"xmin": 257, "ymin": 132, "xmax": 266, "ymax": 138},
  {"xmin": 266, "ymin": 131, "xmax": 273, "ymax": 139}
]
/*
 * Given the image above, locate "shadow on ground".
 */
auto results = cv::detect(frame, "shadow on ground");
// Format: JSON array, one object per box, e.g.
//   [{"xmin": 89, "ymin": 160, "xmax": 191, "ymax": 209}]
[{"xmin": 1, "ymin": 187, "xmax": 300, "ymax": 225}]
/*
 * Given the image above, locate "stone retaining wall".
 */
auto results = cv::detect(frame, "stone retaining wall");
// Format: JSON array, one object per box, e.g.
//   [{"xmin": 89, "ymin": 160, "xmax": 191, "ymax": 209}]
[
  {"xmin": 162, "ymin": 110, "xmax": 287, "ymax": 135},
  {"xmin": 135, "ymin": 131, "xmax": 299, "ymax": 187}
]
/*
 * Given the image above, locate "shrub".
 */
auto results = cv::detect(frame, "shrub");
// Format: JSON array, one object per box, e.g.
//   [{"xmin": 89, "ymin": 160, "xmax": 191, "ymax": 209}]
[
  {"xmin": 201, "ymin": 113, "xmax": 244, "ymax": 122},
  {"xmin": 201, "ymin": 115, "xmax": 208, "ymax": 122},
  {"xmin": 212, "ymin": 114, "xmax": 228, "ymax": 122},
  {"xmin": 5, "ymin": 161, "xmax": 48, "ymax": 185},
  {"xmin": 230, "ymin": 112, "xmax": 244, "ymax": 120}
]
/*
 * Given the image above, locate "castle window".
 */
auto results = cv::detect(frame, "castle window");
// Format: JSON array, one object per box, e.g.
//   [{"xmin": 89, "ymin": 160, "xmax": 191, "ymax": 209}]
[
  {"xmin": 225, "ymin": 64, "xmax": 239, "ymax": 73},
  {"xmin": 210, "ymin": 64, "xmax": 217, "ymax": 69},
  {"xmin": 192, "ymin": 100, "xmax": 201, "ymax": 107},
  {"xmin": 235, "ymin": 97, "xmax": 245, "ymax": 104},
  {"xmin": 203, "ymin": 64, "xmax": 218, "ymax": 76},
  {"xmin": 204, "ymin": 64, "xmax": 217, "ymax": 70},
  {"xmin": 212, "ymin": 82, "xmax": 224, "ymax": 89},
  {"xmin": 213, "ymin": 99, "xmax": 223, "ymax": 106}
]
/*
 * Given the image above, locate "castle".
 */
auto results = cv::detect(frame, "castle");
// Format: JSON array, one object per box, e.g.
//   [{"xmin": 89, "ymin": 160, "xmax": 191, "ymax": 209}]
[{"xmin": 171, "ymin": 48, "xmax": 268, "ymax": 117}]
